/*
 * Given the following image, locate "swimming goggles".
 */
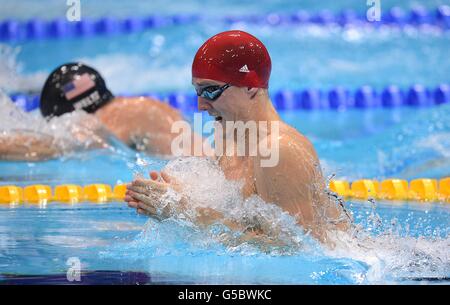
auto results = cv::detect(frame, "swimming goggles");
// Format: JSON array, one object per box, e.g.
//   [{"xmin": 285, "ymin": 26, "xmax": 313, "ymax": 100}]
[{"xmin": 195, "ymin": 84, "xmax": 231, "ymax": 101}]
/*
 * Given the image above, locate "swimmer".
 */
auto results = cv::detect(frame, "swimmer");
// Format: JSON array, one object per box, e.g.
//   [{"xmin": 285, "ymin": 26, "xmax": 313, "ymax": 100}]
[
  {"xmin": 125, "ymin": 30, "xmax": 351, "ymax": 244},
  {"xmin": 0, "ymin": 62, "xmax": 188, "ymax": 160}
]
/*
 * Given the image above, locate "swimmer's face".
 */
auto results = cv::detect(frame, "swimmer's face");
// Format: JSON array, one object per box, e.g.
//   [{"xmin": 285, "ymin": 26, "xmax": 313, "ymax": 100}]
[{"xmin": 192, "ymin": 77, "xmax": 256, "ymax": 124}]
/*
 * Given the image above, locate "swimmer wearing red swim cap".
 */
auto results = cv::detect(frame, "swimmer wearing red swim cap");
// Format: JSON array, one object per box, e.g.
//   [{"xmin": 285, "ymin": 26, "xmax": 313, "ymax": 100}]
[
  {"xmin": 191, "ymin": 30, "xmax": 273, "ymax": 125},
  {"xmin": 127, "ymin": 30, "xmax": 351, "ymax": 245},
  {"xmin": 192, "ymin": 30, "xmax": 272, "ymax": 89}
]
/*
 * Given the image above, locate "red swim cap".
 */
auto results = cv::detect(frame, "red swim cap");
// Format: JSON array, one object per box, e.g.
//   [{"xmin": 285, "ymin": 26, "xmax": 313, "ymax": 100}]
[{"xmin": 192, "ymin": 30, "xmax": 272, "ymax": 88}]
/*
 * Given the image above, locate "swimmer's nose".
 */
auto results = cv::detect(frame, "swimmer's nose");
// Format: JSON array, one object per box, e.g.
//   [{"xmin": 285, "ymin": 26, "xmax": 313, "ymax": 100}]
[{"xmin": 198, "ymin": 97, "xmax": 212, "ymax": 111}]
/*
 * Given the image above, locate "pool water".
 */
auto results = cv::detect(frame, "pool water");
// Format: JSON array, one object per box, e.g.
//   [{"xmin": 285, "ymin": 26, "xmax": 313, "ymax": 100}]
[
  {"xmin": 0, "ymin": 0, "xmax": 449, "ymax": 284},
  {"xmin": 0, "ymin": 185, "xmax": 448, "ymax": 284},
  {"xmin": 0, "ymin": 102, "xmax": 448, "ymax": 284},
  {"xmin": 4, "ymin": 22, "xmax": 450, "ymax": 93},
  {"xmin": 1, "ymin": 0, "xmax": 449, "ymax": 21}
]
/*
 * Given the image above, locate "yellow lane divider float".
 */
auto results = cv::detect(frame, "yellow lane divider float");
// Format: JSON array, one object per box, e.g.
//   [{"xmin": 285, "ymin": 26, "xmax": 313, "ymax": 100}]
[
  {"xmin": 329, "ymin": 178, "xmax": 450, "ymax": 203},
  {"xmin": 0, "ymin": 178, "xmax": 449, "ymax": 205},
  {"xmin": 0, "ymin": 184, "xmax": 127, "ymax": 204}
]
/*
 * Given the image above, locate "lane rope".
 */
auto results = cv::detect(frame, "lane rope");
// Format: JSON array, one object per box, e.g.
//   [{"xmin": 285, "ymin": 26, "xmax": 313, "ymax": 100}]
[
  {"xmin": 1, "ymin": 6, "xmax": 450, "ymax": 42},
  {"xmin": 8, "ymin": 83, "xmax": 450, "ymax": 112},
  {"xmin": 0, "ymin": 178, "xmax": 448, "ymax": 204}
]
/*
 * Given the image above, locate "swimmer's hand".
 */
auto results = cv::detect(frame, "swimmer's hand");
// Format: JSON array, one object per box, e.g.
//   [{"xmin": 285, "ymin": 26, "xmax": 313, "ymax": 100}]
[
  {"xmin": 125, "ymin": 171, "xmax": 294, "ymax": 251},
  {"xmin": 125, "ymin": 171, "xmax": 235, "ymax": 226},
  {"xmin": 125, "ymin": 171, "xmax": 184, "ymax": 220}
]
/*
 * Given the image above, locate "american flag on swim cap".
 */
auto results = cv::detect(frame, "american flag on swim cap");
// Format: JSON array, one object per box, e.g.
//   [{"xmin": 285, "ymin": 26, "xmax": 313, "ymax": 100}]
[{"xmin": 62, "ymin": 73, "xmax": 96, "ymax": 100}]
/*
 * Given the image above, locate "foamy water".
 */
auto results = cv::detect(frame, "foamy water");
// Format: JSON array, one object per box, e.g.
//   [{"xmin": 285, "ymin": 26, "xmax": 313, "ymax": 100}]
[
  {"xmin": 99, "ymin": 156, "xmax": 449, "ymax": 284},
  {"xmin": 0, "ymin": 44, "xmax": 46, "ymax": 93},
  {"xmin": 1, "ymin": 27, "xmax": 449, "ymax": 283},
  {"xmin": 162, "ymin": 157, "xmax": 315, "ymax": 253},
  {"xmin": 0, "ymin": 91, "xmax": 131, "ymax": 159},
  {"xmin": 1, "ymin": 89, "xmax": 448, "ymax": 283}
]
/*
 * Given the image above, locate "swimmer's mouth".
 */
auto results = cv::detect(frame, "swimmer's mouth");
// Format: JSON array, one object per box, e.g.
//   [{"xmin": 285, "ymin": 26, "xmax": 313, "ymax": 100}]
[{"xmin": 207, "ymin": 110, "xmax": 222, "ymax": 121}]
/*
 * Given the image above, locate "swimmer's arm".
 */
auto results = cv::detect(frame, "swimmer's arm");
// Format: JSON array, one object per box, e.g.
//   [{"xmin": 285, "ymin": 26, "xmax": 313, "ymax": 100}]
[
  {"xmin": 193, "ymin": 206, "xmax": 287, "ymax": 247},
  {"xmin": 126, "ymin": 179, "xmax": 241, "ymax": 229},
  {"xmin": 125, "ymin": 177, "xmax": 276, "ymax": 244},
  {"xmin": 107, "ymin": 98, "xmax": 209, "ymax": 156},
  {"xmin": 131, "ymin": 191, "xmax": 281, "ymax": 246},
  {"xmin": 190, "ymin": 205, "xmax": 288, "ymax": 248},
  {"xmin": 0, "ymin": 131, "xmax": 62, "ymax": 161},
  {"xmin": 100, "ymin": 98, "xmax": 186, "ymax": 156}
]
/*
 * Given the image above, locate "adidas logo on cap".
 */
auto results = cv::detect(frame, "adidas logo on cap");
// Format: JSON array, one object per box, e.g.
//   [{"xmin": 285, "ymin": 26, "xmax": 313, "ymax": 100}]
[{"xmin": 239, "ymin": 65, "xmax": 250, "ymax": 73}]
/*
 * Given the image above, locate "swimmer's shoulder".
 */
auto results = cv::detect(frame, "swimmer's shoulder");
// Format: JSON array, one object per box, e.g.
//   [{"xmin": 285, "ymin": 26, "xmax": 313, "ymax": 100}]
[
  {"xmin": 108, "ymin": 96, "xmax": 182, "ymax": 117},
  {"xmin": 110, "ymin": 96, "xmax": 167, "ymax": 108},
  {"xmin": 278, "ymin": 121, "xmax": 317, "ymax": 157}
]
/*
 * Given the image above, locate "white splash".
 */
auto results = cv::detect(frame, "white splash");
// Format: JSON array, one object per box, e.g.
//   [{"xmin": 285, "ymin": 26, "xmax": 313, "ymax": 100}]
[
  {"xmin": 327, "ymin": 218, "xmax": 450, "ymax": 283},
  {"xmin": 78, "ymin": 53, "xmax": 191, "ymax": 94},
  {"xmin": 132, "ymin": 156, "xmax": 449, "ymax": 283},
  {"xmin": 0, "ymin": 91, "xmax": 115, "ymax": 156},
  {"xmin": 0, "ymin": 44, "xmax": 46, "ymax": 93},
  {"xmin": 145, "ymin": 156, "xmax": 315, "ymax": 255}
]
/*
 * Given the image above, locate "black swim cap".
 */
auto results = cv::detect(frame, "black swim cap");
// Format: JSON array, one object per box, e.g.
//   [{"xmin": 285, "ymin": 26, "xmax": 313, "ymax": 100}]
[{"xmin": 40, "ymin": 62, "xmax": 114, "ymax": 118}]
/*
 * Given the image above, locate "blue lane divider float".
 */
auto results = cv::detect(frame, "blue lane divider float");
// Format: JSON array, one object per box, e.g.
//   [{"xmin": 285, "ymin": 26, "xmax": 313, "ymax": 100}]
[
  {"xmin": 8, "ymin": 84, "xmax": 449, "ymax": 112},
  {"xmin": 0, "ymin": 14, "xmax": 200, "ymax": 41},
  {"xmin": 1, "ymin": 5, "xmax": 450, "ymax": 42}
]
